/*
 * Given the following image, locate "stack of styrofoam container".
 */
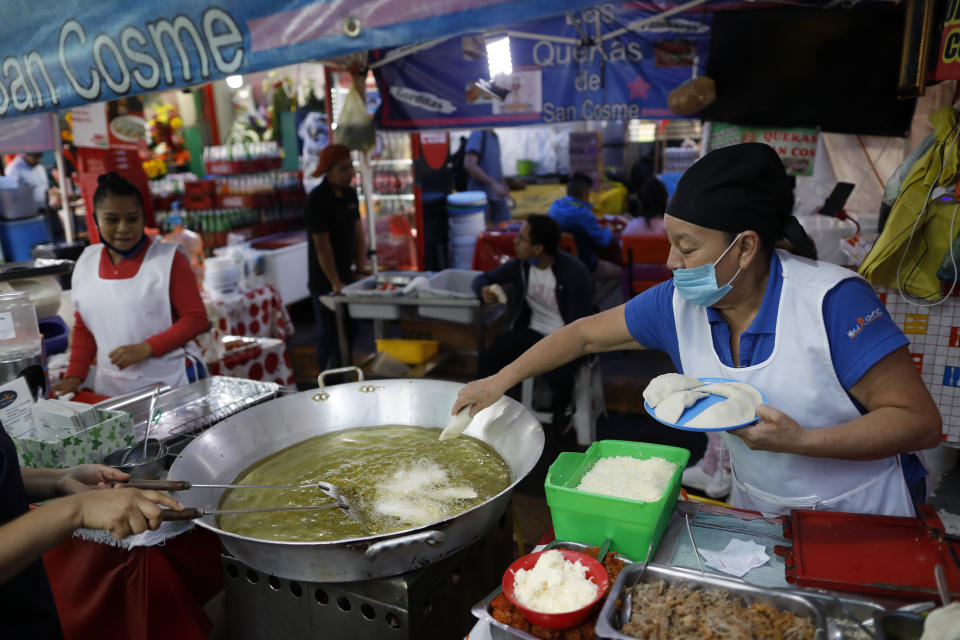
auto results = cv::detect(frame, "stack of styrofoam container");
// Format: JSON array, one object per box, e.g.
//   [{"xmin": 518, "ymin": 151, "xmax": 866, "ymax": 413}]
[{"xmin": 447, "ymin": 191, "xmax": 487, "ymax": 269}]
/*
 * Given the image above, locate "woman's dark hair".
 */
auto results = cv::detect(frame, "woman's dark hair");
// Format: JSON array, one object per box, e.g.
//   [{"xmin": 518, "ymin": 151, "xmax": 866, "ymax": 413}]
[
  {"xmin": 526, "ymin": 214, "xmax": 560, "ymax": 257},
  {"xmin": 93, "ymin": 172, "xmax": 145, "ymax": 211},
  {"xmin": 637, "ymin": 177, "xmax": 668, "ymax": 221},
  {"xmin": 567, "ymin": 173, "xmax": 593, "ymax": 201}
]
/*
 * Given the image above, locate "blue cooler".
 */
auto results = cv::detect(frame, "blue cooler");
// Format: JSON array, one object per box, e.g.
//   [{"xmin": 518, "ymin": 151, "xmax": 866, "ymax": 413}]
[{"xmin": 0, "ymin": 216, "xmax": 51, "ymax": 262}]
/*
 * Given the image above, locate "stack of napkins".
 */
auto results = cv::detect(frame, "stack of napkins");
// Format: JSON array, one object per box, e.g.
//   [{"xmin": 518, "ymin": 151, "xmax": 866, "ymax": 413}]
[{"xmin": 31, "ymin": 398, "xmax": 101, "ymax": 439}]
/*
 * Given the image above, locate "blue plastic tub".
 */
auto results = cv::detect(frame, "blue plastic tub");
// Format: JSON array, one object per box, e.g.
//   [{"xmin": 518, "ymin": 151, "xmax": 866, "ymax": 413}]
[{"xmin": 0, "ymin": 216, "xmax": 51, "ymax": 262}]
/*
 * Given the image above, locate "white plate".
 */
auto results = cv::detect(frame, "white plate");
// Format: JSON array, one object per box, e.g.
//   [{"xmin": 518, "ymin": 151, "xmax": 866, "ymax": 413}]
[{"xmin": 109, "ymin": 115, "xmax": 146, "ymax": 142}]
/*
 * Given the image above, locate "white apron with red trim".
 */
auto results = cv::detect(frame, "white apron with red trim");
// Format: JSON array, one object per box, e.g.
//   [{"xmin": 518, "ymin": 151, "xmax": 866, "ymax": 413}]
[
  {"xmin": 72, "ymin": 241, "xmax": 190, "ymax": 396},
  {"xmin": 673, "ymin": 250, "xmax": 914, "ymax": 517}
]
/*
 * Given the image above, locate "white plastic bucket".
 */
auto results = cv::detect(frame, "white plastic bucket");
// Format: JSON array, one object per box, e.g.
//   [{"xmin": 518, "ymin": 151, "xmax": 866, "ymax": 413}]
[
  {"xmin": 204, "ymin": 256, "xmax": 239, "ymax": 296},
  {"xmin": 797, "ymin": 215, "xmax": 859, "ymax": 265},
  {"xmin": 922, "ymin": 443, "xmax": 959, "ymax": 474}
]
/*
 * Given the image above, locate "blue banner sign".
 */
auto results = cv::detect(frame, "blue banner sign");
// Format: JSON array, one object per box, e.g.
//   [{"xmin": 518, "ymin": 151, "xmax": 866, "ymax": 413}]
[
  {"xmin": 374, "ymin": 2, "xmax": 712, "ymax": 128},
  {"xmin": 0, "ymin": 0, "xmax": 600, "ymax": 119}
]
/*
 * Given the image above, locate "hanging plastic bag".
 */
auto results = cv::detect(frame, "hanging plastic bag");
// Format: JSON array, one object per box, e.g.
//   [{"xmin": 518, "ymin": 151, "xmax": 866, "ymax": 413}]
[{"xmin": 334, "ymin": 83, "xmax": 375, "ymax": 151}]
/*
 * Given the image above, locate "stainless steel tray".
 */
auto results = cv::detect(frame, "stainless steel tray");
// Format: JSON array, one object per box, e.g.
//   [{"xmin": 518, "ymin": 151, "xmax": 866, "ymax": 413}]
[
  {"xmin": 595, "ymin": 563, "xmax": 828, "ymax": 640},
  {"xmin": 799, "ymin": 590, "xmax": 886, "ymax": 640},
  {"xmin": 98, "ymin": 376, "xmax": 280, "ymax": 445},
  {"xmin": 470, "ymin": 540, "xmax": 629, "ymax": 640}
]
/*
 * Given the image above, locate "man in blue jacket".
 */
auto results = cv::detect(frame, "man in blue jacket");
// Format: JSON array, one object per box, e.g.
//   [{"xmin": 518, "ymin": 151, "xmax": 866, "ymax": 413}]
[
  {"xmin": 472, "ymin": 215, "xmax": 592, "ymax": 427},
  {"xmin": 549, "ymin": 173, "xmax": 622, "ymax": 307}
]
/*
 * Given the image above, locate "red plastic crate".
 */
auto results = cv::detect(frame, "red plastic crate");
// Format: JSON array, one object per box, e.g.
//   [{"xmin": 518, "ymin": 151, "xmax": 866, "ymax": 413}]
[
  {"xmin": 184, "ymin": 179, "xmax": 217, "ymax": 197},
  {"xmin": 183, "ymin": 194, "xmax": 214, "ymax": 210}
]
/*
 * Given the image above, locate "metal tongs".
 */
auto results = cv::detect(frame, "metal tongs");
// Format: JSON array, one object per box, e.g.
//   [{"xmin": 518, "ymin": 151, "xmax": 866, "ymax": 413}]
[
  {"xmin": 126, "ymin": 479, "xmax": 364, "ymax": 524},
  {"xmin": 619, "ymin": 539, "xmax": 655, "ymax": 629}
]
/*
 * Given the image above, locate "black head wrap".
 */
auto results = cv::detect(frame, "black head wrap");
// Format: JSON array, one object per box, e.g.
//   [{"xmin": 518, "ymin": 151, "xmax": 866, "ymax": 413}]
[{"xmin": 666, "ymin": 143, "xmax": 816, "ymax": 259}]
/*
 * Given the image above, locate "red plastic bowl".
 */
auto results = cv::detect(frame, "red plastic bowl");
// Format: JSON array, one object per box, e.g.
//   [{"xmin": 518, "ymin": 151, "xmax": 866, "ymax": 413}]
[{"xmin": 502, "ymin": 549, "xmax": 610, "ymax": 630}]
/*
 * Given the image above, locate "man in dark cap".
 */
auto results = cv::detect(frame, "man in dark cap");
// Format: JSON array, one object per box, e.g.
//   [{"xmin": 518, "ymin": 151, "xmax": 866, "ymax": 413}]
[
  {"xmin": 452, "ymin": 143, "xmax": 941, "ymax": 518},
  {"xmin": 305, "ymin": 144, "xmax": 367, "ymax": 370}
]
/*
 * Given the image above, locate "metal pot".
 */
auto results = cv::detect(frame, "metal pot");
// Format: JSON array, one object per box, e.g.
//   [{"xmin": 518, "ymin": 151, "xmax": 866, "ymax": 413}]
[
  {"xmin": 102, "ymin": 438, "xmax": 167, "ymax": 479},
  {"xmin": 167, "ymin": 375, "xmax": 544, "ymax": 582}
]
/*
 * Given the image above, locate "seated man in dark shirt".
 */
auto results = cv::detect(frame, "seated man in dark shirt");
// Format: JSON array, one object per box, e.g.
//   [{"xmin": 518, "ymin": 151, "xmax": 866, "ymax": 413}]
[
  {"xmin": 472, "ymin": 215, "xmax": 592, "ymax": 428},
  {"xmin": 304, "ymin": 144, "xmax": 368, "ymax": 370},
  {"xmin": 548, "ymin": 173, "xmax": 622, "ymax": 308}
]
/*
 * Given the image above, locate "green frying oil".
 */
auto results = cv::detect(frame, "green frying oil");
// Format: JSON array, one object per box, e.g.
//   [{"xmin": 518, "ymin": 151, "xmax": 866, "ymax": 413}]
[{"xmin": 218, "ymin": 425, "xmax": 511, "ymax": 542}]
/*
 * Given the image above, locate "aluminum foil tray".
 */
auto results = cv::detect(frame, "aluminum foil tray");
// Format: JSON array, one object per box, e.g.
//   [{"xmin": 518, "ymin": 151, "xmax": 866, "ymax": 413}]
[
  {"xmin": 127, "ymin": 376, "xmax": 279, "ymax": 444},
  {"xmin": 595, "ymin": 563, "xmax": 828, "ymax": 640}
]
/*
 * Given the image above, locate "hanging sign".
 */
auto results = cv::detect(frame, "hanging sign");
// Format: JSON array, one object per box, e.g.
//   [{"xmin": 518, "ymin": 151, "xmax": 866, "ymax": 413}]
[
  {"xmin": 935, "ymin": 0, "xmax": 960, "ymax": 81},
  {"xmin": 375, "ymin": 3, "xmax": 712, "ymax": 129},
  {"xmin": 419, "ymin": 132, "xmax": 449, "ymax": 170},
  {"xmin": 0, "ymin": 0, "xmax": 601, "ymax": 120},
  {"xmin": 706, "ymin": 122, "xmax": 819, "ymax": 176}
]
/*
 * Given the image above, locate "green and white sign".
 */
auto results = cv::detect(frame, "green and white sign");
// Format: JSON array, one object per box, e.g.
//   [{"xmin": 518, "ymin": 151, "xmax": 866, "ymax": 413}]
[{"xmin": 707, "ymin": 122, "xmax": 819, "ymax": 177}]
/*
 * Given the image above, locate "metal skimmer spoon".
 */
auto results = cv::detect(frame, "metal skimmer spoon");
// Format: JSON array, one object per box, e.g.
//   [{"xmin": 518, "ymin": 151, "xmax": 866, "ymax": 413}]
[{"xmin": 125, "ymin": 479, "xmax": 364, "ymax": 524}]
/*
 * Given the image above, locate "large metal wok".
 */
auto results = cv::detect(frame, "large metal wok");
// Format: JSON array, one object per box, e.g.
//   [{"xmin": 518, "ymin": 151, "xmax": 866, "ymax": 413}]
[{"xmin": 167, "ymin": 374, "xmax": 544, "ymax": 582}]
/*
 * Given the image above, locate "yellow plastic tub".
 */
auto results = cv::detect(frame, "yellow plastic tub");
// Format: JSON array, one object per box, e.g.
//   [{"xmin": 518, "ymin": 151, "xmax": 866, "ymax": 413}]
[{"xmin": 375, "ymin": 339, "xmax": 439, "ymax": 365}]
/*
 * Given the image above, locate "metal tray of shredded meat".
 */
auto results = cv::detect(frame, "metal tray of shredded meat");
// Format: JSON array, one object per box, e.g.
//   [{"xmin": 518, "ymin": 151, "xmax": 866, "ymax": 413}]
[{"xmin": 595, "ymin": 563, "xmax": 827, "ymax": 640}]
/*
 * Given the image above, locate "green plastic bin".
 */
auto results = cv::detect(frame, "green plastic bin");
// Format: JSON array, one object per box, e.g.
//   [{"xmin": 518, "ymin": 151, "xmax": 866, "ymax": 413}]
[{"xmin": 544, "ymin": 440, "xmax": 690, "ymax": 562}]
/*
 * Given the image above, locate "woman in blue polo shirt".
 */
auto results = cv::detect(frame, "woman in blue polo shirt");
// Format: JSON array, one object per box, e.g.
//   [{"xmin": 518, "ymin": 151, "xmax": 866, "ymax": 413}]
[{"xmin": 453, "ymin": 143, "xmax": 941, "ymax": 517}]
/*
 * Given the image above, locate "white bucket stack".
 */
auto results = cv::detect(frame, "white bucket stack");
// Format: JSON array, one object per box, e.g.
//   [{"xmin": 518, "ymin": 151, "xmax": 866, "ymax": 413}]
[
  {"xmin": 204, "ymin": 255, "xmax": 239, "ymax": 299},
  {"xmin": 447, "ymin": 191, "xmax": 487, "ymax": 269}
]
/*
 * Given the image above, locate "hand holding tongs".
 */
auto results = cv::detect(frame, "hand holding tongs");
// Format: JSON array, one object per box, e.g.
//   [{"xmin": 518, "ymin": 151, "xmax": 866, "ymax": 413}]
[{"xmin": 125, "ymin": 479, "xmax": 364, "ymax": 524}]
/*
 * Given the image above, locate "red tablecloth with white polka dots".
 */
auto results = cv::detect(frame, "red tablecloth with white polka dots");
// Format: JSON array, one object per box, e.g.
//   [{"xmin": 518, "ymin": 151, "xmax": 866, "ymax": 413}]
[
  {"xmin": 211, "ymin": 285, "xmax": 295, "ymax": 340},
  {"xmin": 206, "ymin": 337, "xmax": 295, "ymax": 388},
  {"xmin": 197, "ymin": 286, "xmax": 296, "ymax": 388}
]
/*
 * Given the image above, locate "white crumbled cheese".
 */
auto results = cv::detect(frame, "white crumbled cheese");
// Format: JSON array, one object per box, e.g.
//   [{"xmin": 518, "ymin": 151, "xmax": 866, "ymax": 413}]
[
  {"xmin": 513, "ymin": 549, "xmax": 599, "ymax": 613},
  {"xmin": 575, "ymin": 456, "xmax": 677, "ymax": 502}
]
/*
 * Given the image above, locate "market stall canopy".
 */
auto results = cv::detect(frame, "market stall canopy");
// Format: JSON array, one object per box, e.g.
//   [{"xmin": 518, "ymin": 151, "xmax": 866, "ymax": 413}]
[
  {"xmin": 373, "ymin": 2, "xmax": 714, "ymax": 129},
  {"xmin": 0, "ymin": 0, "xmax": 603, "ymax": 120}
]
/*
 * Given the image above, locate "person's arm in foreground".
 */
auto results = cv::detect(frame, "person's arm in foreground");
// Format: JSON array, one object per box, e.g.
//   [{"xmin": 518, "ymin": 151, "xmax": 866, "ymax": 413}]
[
  {"xmin": 0, "ymin": 473, "xmax": 183, "ymax": 584},
  {"xmin": 21, "ymin": 464, "xmax": 127, "ymax": 500},
  {"xmin": 312, "ymin": 232, "xmax": 345, "ymax": 293},
  {"xmin": 453, "ymin": 304, "xmax": 643, "ymax": 415},
  {"xmin": 735, "ymin": 346, "xmax": 942, "ymax": 460}
]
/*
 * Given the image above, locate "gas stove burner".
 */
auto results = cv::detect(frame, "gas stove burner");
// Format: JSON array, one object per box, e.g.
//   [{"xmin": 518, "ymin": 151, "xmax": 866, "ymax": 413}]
[{"xmin": 221, "ymin": 504, "xmax": 514, "ymax": 639}]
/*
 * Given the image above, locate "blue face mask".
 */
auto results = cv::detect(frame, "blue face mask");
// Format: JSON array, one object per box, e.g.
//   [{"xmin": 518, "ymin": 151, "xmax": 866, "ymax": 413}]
[{"xmin": 672, "ymin": 233, "xmax": 743, "ymax": 307}]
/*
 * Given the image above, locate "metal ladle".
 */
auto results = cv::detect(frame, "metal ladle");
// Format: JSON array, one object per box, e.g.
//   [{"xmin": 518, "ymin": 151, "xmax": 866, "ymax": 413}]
[
  {"xmin": 125, "ymin": 479, "xmax": 363, "ymax": 524},
  {"xmin": 120, "ymin": 387, "xmax": 161, "ymax": 466},
  {"xmin": 160, "ymin": 502, "xmax": 346, "ymax": 521}
]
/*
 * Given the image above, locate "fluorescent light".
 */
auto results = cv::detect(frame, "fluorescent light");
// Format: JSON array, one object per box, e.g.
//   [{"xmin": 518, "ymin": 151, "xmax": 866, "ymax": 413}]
[
  {"xmin": 226, "ymin": 75, "xmax": 244, "ymax": 89},
  {"xmin": 485, "ymin": 36, "xmax": 512, "ymax": 79}
]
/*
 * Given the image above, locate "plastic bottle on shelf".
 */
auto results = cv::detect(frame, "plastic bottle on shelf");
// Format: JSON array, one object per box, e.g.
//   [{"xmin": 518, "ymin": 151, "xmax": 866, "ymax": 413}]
[{"xmin": 161, "ymin": 204, "xmax": 205, "ymax": 285}]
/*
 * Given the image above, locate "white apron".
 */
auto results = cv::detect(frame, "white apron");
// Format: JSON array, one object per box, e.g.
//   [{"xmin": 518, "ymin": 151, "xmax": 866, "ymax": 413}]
[
  {"xmin": 674, "ymin": 250, "xmax": 914, "ymax": 517},
  {"xmin": 72, "ymin": 241, "xmax": 190, "ymax": 396}
]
